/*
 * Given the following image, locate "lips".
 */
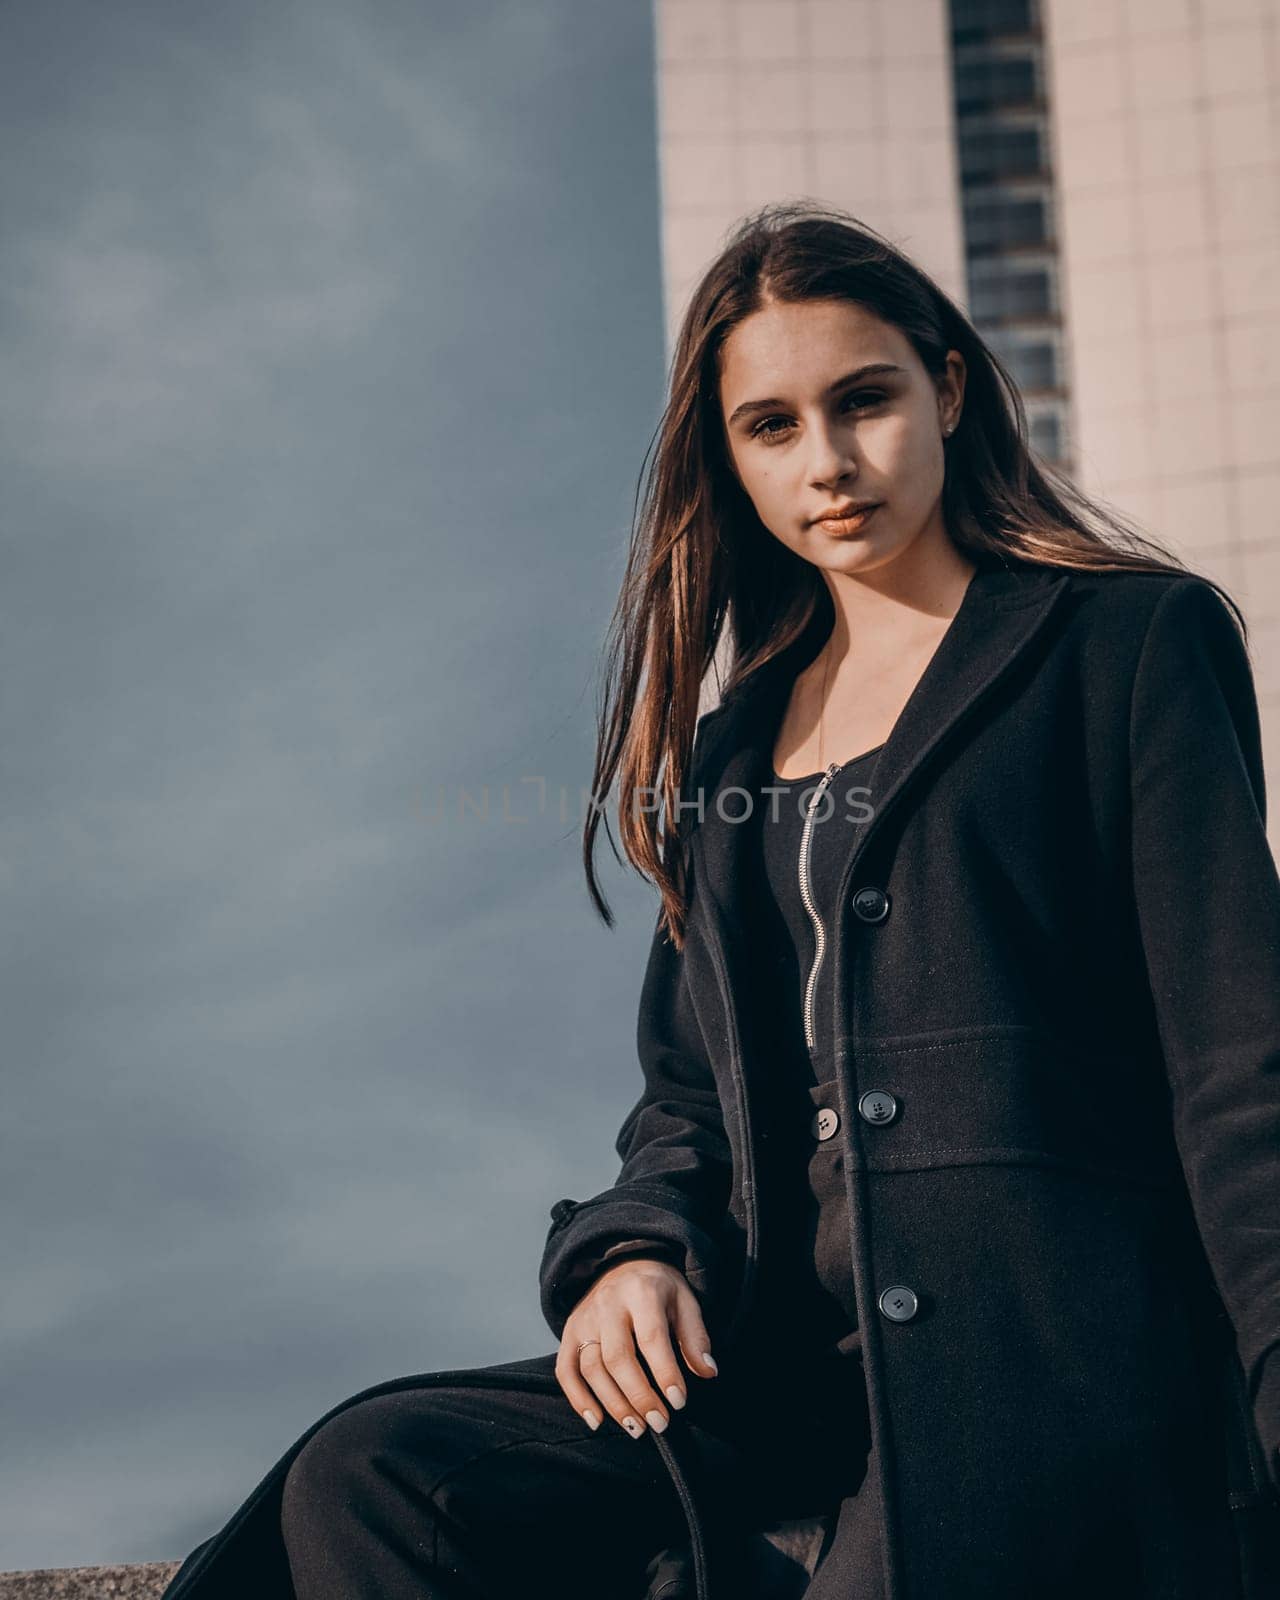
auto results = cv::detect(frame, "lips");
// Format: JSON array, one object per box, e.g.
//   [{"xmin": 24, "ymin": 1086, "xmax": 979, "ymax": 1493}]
[
  {"xmin": 813, "ymin": 503, "xmax": 881, "ymax": 530},
  {"xmin": 810, "ymin": 501, "xmax": 881, "ymax": 525}
]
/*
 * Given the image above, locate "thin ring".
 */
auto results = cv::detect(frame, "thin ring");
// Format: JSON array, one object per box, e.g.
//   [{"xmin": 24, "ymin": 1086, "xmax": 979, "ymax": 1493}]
[{"xmin": 576, "ymin": 1338, "xmax": 601, "ymax": 1355}]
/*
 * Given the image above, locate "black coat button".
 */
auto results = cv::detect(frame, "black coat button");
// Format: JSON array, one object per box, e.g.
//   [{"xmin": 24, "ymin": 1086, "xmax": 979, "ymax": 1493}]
[
  {"xmin": 811, "ymin": 1106, "xmax": 840, "ymax": 1141},
  {"xmin": 858, "ymin": 1089, "xmax": 898, "ymax": 1125},
  {"xmin": 878, "ymin": 1285, "xmax": 919, "ymax": 1322},
  {"xmin": 549, "ymin": 1197, "xmax": 578, "ymax": 1225},
  {"xmin": 852, "ymin": 885, "xmax": 890, "ymax": 922}
]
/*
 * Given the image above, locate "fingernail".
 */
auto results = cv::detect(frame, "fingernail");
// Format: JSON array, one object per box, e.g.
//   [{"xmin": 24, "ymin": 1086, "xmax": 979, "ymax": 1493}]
[
  {"xmin": 702, "ymin": 1352, "xmax": 718, "ymax": 1373},
  {"xmin": 622, "ymin": 1415, "xmax": 644, "ymax": 1438},
  {"xmin": 665, "ymin": 1385, "xmax": 686, "ymax": 1409},
  {"xmin": 645, "ymin": 1409, "xmax": 668, "ymax": 1434},
  {"xmin": 582, "ymin": 1409, "xmax": 601, "ymax": 1431}
]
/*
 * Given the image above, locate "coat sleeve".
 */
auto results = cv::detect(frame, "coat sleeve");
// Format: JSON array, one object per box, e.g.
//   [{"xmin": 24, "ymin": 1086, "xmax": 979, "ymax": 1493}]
[
  {"xmin": 538, "ymin": 876, "xmax": 734, "ymax": 1343},
  {"xmin": 598, "ymin": 1236, "xmax": 687, "ymax": 1269},
  {"xmin": 1128, "ymin": 576, "xmax": 1280, "ymax": 1494}
]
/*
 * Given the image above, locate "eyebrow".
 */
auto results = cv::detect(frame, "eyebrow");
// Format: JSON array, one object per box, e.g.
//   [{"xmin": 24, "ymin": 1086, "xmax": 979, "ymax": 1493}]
[{"xmin": 726, "ymin": 363, "xmax": 905, "ymax": 429}]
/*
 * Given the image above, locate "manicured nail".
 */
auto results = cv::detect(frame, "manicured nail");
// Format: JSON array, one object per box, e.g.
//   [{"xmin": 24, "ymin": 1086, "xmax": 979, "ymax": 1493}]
[
  {"xmin": 665, "ymin": 1385, "xmax": 686, "ymax": 1409},
  {"xmin": 622, "ymin": 1415, "xmax": 644, "ymax": 1437},
  {"xmin": 581, "ymin": 1409, "xmax": 601, "ymax": 1431},
  {"xmin": 702, "ymin": 1352, "xmax": 718, "ymax": 1373},
  {"xmin": 645, "ymin": 1409, "xmax": 668, "ymax": 1434}
]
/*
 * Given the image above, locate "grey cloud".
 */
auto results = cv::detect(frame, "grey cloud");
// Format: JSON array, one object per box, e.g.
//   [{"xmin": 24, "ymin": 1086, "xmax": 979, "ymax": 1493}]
[{"xmin": 1, "ymin": 0, "xmax": 662, "ymax": 1570}]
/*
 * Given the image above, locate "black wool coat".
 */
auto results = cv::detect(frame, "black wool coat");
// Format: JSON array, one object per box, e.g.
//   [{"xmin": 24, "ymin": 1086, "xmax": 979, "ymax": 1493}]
[{"xmin": 539, "ymin": 557, "xmax": 1280, "ymax": 1598}]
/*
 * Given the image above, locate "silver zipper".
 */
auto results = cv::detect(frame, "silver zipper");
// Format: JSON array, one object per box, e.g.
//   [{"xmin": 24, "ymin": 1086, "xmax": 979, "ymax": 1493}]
[{"xmin": 799, "ymin": 761, "xmax": 841, "ymax": 1052}]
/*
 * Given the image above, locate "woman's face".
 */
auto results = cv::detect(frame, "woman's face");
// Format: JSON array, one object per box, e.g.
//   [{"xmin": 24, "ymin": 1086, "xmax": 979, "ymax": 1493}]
[{"xmin": 717, "ymin": 297, "xmax": 965, "ymax": 579}]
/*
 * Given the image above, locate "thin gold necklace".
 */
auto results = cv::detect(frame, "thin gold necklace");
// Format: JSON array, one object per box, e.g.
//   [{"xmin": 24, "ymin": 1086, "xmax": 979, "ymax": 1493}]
[{"xmin": 817, "ymin": 640, "xmax": 832, "ymax": 771}]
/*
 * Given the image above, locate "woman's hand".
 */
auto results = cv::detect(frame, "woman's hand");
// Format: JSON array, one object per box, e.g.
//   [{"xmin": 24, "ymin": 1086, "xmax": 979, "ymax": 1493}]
[{"xmin": 555, "ymin": 1256, "xmax": 718, "ymax": 1439}]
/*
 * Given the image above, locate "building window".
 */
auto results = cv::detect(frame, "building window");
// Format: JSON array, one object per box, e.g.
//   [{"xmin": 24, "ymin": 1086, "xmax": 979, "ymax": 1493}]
[
  {"xmin": 969, "ymin": 260, "xmax": 1055, "ymax": 321},
  {"xmin": 987, "ymin": 332, "xmax": 1060, "ymax": 392},
  {"xmin": 963, "ymin": 191, "xmax": 1050, "ymax": 251},
  {"xmin": 1028, "ymin": 408, "xmax": 1063, "ymax": 462},
  {"xmin": 954, "ymin": 53, "xmax": 1039, "ymax": 113},
  {"xmin": 951, "ymin": 0, "xmax": 1035, "ymax": 39},
  {"xmin": 958, "ymin": 120, "xmax": 1044, "ymax": 182}
]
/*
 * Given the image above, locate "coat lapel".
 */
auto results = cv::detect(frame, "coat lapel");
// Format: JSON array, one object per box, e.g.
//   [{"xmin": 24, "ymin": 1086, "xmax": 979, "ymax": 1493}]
[{"xmin": 687, "ymin": 557, "xmax": 1072, "ymax": 940}]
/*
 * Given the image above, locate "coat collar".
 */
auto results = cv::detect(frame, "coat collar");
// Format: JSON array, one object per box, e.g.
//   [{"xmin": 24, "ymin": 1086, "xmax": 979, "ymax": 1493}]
[{"xmin": 686, "ymin": 558, "xmax": 1072, "ymax": 922}]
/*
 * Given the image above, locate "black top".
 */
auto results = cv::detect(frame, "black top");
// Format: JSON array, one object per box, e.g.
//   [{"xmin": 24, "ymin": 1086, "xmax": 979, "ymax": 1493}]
[
  {"xmin": 758, "ymin": 741, "xmax": 885, "ymax": 1085},
  {"xmin": 738, "ymin": 741, "xmax": 885, "ymax": 1360}
]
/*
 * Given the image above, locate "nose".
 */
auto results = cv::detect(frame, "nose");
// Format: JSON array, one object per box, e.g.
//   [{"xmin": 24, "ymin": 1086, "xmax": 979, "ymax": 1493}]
[{"xmin": 807, "ymin": 417, "xmax": 858, "ymax": 487}]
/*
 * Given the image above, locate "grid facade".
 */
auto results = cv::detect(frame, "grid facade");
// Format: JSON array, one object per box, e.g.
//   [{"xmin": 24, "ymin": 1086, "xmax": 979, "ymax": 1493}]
[
  {"xmin": 654, "ymin": 0, "xmax": 968, "ymax": 357},
  {"xmin": 1043, "ymin": 0, "xmax": 1280, "ymax": 794}
]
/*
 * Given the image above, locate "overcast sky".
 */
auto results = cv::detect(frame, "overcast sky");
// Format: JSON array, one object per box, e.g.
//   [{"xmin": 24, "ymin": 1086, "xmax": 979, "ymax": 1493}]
[{"xmin": 0, "ymin": 0, "xmax": 676, "ymax": 1570}]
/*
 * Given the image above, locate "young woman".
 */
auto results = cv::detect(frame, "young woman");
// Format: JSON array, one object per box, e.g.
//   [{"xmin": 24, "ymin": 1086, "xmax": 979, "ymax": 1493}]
[{"xmin": 161, "ymin": 205, "xmax": 1280, "ymax": 1600}]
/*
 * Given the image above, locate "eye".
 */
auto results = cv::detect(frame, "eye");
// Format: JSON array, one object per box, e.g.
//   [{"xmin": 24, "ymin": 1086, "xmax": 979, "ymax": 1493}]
[{"xmin": 748, "ymin": 390, "xmax": 886, "ymax": 444}]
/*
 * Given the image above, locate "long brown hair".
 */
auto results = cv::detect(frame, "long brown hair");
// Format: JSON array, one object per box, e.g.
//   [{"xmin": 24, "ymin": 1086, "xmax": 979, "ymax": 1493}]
[{"xmin": 582, "ymin": 200, "xmax": 1247, "ymax": 948}]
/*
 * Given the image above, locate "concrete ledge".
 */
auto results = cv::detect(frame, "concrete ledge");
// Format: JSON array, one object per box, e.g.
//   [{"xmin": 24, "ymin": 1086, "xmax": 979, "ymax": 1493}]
[
  {"xmin": 0, "ymin": 1518, "xmax": 833, "ymax": 1598},
  {"xmin": 0, "ymin": 1566, "xmax": 181, "ymax": 1598}
]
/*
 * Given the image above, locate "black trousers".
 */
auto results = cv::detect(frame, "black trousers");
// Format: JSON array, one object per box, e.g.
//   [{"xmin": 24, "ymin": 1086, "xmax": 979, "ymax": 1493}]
[{"xmin": 280, "ymin": 1077, "xmax": 886, "ymax": 1599}]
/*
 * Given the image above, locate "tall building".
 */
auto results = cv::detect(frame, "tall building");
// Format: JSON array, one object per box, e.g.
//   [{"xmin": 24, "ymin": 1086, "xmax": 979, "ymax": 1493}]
[{"xmin": 654, "ymin": 0, "xmax": 1280, "ymax": 832}]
